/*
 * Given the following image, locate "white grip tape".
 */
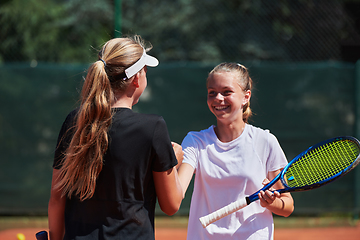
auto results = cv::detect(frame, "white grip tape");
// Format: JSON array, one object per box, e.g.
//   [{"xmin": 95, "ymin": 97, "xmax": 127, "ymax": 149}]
[{"xmin": 199, "ymin": 198, "xmax": 248, "ymax": 228}]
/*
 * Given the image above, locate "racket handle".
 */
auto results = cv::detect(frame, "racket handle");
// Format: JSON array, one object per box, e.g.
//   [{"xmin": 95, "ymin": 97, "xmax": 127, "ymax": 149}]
[
  {"xmin": 199, "ymin": 197, "xmax": 248, "ymax": 228},
  {"xmin": 35, "ymin": 231, "xmax": 48, "ymax": 240}
]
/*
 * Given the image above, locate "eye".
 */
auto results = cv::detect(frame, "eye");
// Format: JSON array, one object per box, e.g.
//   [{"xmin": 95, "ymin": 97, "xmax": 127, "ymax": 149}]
[
  {"xmin": 208, "ymin": 90, "xmax": 216, "ymax": 97},
  {"xmin": 223, "ymin": 90, "xmax": 232, "ymax": 96}
]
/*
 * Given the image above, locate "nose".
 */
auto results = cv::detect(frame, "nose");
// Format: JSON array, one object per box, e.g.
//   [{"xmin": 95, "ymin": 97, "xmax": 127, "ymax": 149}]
[{"xmin": 215, "ymin": 93, "xmax": 224, "ymax": 101}]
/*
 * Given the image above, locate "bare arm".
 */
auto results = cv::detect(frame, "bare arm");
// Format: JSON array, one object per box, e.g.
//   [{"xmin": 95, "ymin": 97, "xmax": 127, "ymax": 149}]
[
  {"xmin": 177, "ymin": 162, "xmax": 195, "ymax": 197},
  {"xmin": 153, "ymin": 167, "xmax": 183, "ymax": 216},
  {"xmin": 153, "ymin": 143, "xmax": 193, "ymax": 216},
  {"xmin": 258, "ymin": 169, "xmax": 294, "ymax": 217},
  {"xmin": 48, "ymin": 169, "xmax": 66, "ymax": 240},
  {"xmin": 172, "ymin": 142, "xmax": 184, "ymax": 169}
]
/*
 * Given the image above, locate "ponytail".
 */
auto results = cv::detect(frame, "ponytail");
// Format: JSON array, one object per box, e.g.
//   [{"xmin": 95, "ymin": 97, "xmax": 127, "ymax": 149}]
[
  {"xmin": 56, "ymin": 61, "xmax": 113, "ymax": 201},
  {"xmin": 242, "ymin": 102, "xmax": 252, "ymax": 123},
  {"xmin": 56, "ymin": 36, "xmax": 147, "ymax": 201}
]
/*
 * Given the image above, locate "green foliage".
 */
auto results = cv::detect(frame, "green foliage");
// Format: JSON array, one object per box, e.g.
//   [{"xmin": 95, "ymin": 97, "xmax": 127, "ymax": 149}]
[
  {"xmin": 0, "ymin": 0, "xmax": 113, "ymax": 63},
  {"xmin": 0, "ymin": 0, "xmax": 358, "ymax": 63}
]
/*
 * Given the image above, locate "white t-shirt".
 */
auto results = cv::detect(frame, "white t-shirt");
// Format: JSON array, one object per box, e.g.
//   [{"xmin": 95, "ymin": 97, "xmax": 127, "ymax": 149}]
[{"xmin": 182, "ymin": 124, "xmax": 288, "ymax": 240}]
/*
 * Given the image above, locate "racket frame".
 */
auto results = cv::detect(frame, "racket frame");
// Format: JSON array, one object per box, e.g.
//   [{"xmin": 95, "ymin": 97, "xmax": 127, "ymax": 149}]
[
  {"xmin": 247, "ymin": 136, "xmax": 360, "ymax": 203},
  {"xmin": 200, "ymin": 136, "xmax": 360, "ymax": 228}
]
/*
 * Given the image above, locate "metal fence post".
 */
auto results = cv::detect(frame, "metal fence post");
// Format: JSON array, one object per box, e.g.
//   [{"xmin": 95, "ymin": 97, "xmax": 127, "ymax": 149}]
[
  {"xmin": 355, "ymin": 59, "xmax": 360, "ymax": 219},
  {"xmin": 114, "ymin": 0, "xmax": 122, "ymax": 37}
]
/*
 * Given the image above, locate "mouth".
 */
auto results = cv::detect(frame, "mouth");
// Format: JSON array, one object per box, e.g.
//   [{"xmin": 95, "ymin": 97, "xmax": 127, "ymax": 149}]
[{"xmin": 214, "ymin": 105, "xmax": 229, "ymax": 111}]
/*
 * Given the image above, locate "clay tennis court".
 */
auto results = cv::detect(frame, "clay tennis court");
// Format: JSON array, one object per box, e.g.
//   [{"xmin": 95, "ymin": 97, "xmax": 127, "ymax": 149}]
[
  {"xmin": 1, "ymin": 225, "xmax": 360, "ymax": 240},
  {"xmin": 1, "ymin": 216, "xmax": 359, "ymax": 240}
]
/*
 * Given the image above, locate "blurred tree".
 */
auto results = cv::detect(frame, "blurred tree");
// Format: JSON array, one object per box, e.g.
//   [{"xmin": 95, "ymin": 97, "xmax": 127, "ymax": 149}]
[
  {"xmin": 0, "ymin": 0, "xmax": 112, "ymax": 63},
  {"xmin": 0, "ymin": 0, "xmax": 358, "ymax": 63},
  {"xmin": 121, "ymin": 0, "xmax": 359, "ymax": 62}
]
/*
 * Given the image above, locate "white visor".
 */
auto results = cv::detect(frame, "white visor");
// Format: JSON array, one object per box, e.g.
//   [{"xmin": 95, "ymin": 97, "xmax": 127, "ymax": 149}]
[{"xmin": 124, "ymin": 49, "xmax": 159, "ymax": 79}]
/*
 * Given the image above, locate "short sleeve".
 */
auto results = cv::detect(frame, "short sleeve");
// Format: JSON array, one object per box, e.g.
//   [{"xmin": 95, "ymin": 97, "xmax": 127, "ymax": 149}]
[
  {"xmin": 151, "ymin": 117, "xmax": 178, "ymax": 172},
  {"xmin": 181, "ymin": 133, "xmax": 198, "ymax": 170},
  {"xmin": 53, "ymin": 110, "xmax": 77, "ymax": 169},
  {"xmin": 266, "ymin": 132, "xmax": 288, "ymax": 173}
]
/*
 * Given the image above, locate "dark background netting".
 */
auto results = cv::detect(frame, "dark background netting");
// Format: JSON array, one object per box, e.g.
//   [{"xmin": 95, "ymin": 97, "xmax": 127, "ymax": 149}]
[{"xmin": 0, "ymin": 62, "xmax": 359, "ymax": 215}]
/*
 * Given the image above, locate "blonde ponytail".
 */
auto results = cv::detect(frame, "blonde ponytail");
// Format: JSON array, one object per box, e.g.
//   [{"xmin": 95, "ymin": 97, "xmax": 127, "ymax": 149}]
[
  {"xmin": 56, "ymin": 62, "xmax": 112, "ymax": 201},
  {"xmin": 56, "ymin": 36, "xmax": 146, "ymax": 200}
]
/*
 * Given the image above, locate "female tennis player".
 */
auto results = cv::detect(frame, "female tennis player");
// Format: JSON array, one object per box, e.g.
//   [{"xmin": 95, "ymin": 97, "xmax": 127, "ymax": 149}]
[
  {"xmin": 48, "ymin": 35, "xmax": 184, "ymax": 240},
  {"xmin": 178, "ymin": 62, "xmax": 294, "ymax": 239}
]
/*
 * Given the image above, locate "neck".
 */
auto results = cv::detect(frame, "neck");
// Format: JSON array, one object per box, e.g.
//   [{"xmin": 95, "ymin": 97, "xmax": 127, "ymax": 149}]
[
  {"xmin": 110, "ymin": 94, "xmax": 134, "ymax": 109},
  {"xmin": 111, "ymin": 86, "xmax": 139, "ymax": 109},
  {"xmin": 214, "ymin": 120, "xmax": 246, "ymax": 143}
]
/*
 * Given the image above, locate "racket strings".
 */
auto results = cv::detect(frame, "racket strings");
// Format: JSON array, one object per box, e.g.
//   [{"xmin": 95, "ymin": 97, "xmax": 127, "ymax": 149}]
[{"xmin": 285, "ymin": 140, "xmax": 360, "ymax": 188}]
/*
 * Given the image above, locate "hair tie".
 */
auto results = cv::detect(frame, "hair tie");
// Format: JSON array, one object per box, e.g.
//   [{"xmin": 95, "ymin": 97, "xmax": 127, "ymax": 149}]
[
  {"xmin": 99, "ymin": 59, "xmax": 106, "ymax": 67},
  {"xmin": 237, "ymin": 63, "xmax": 245, "ymax": 68}
]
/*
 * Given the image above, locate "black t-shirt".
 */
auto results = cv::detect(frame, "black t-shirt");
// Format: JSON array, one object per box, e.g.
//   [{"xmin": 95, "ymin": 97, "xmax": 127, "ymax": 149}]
[{"xmin": 53, "ymin": 108, "xmax": 177, "ymax": 240}]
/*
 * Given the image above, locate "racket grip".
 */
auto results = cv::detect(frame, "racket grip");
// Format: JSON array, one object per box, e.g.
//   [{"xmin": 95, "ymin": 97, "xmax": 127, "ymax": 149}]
[
  {"xmin": 35, "ymin": 231, "xmax": 48, "ymax": 240},
  {"xmin": 199, "ymin": 198, "xmax": 248, "ymax": 228}
]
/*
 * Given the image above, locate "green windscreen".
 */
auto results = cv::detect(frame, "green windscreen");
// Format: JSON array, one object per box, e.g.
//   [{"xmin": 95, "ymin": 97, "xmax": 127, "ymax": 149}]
[{"xmin": 0, "ymin": 61, "xmax": 358, "ymax": 215}]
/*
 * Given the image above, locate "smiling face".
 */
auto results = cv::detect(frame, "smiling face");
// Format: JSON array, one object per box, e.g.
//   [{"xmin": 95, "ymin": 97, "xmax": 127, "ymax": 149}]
[{"xmin": 207, "ymin": 71, "xmax": 251, "ymax": 125}]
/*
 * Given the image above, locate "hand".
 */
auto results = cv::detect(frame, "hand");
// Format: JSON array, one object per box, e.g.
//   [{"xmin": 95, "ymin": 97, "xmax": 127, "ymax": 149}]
[
  {"xmin": 258, "ymin": 178, "xmax": 281, "ymax": 208},
  {"xmin": 172, "ymin": 142, "xmax": 184, "ymax": 169}
]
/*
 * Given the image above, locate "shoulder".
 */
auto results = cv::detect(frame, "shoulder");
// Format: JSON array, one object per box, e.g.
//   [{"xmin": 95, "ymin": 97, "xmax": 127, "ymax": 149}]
[
  {"xmin": 130, "ymin": 111, "xmax": 170, "ymax": 136},
  {"xmin": 246, "ymin": 124, "xmax": 270, "ymax": 139},
  {"xmin": 135, "ymin": 111, "xmax": 163, "ymax": 120},
  {"xmin": 182, "ymin": 126, "xmax": 214, "ymax": 148},
  {"xmin": 183, "ymin": 126, "xmax": 213, "ymax": 141},
  {"xmin": 64, "ymin": 108, "xmax": 78, "ymax": 122},
  {"xmin": 137, "ymin": 112, "xmax": 167, "ymax": 129},
  {"xmin": 114, "ymin": 108, "xmax": 165, "ymax": 125},
  {"xmin": 187, "ymin": 126, "xmax": 213, "ymax": 137},
  {"xmin": 246, "ymin": 124, "xmax": 279, "ymax": 147},
  {"xmin": 135, "ymin": 111, "xmax": 164, "ymax": 122},
  {"xmin": 60, "ymin": 108, "xmax": 79, "ymax": 132}
]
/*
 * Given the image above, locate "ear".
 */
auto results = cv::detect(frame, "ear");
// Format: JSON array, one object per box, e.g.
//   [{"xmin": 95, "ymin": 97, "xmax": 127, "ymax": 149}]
[
  {"xmin": 243, "ymin": 90, "xmax": 251, "ymax": 106},
  {"xmin": 132, "ymin": 73, "xmax": 140, "ymax": 88}
]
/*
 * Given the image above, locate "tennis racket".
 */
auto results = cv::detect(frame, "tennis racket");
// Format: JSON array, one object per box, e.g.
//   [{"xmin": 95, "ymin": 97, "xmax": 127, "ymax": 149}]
[
  {"xmin": 35, "ymin": 231, "xmax": 48, "ymax": 240},
  {"xmin": 199, "ymin": 136, "xmax": 360, "ymax": 228}
]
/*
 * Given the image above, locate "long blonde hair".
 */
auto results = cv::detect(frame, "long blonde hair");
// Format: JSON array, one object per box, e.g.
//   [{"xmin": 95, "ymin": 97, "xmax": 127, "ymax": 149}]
[
  {"xmin": 207, "ymin": 62, "xmax": 253, "ymax": 123},
  {"xmin": 56, "ymin": 36, "xmax": 150, "ymax": 201}
]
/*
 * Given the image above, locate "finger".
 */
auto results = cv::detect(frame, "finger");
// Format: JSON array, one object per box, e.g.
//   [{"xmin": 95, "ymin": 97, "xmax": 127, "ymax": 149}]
[
  {"xmin": 262, "ymin": 179, "xmax": 270, "ymax": 185},
  {"xmin": 273, "ymin": 191, "xmax": 281, "ymax": 198},
  {"xmin": 260, "ymin": 191, "xmax": 269, "ymax": 201},
  {"xmin": 264, "ymin": 190, "xmax": 276, "ymax": 201},
  {"xmin": 258, "ymin": 192, "xmax": 266, "ymax": 203}
]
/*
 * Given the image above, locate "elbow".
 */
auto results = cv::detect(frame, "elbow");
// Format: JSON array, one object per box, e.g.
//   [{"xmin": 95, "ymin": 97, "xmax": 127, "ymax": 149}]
[
  {"xmin": 160, "ymin": 203, "xmax": 181, "ymax": 216},
  {"xmin": 284, "ymin": 204, "xmax": 295, "ymax": 217},
  {"xmin": 163, "ymin": 209, "xmax": 178, "ymax": 216},
  {"xmin": 159, "ymin": 197, "xmax": 182, "ymax": 216}
]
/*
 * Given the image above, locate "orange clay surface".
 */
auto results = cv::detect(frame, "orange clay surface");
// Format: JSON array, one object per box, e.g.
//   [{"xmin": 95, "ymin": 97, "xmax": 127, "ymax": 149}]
[
  {"xmin": 1, "ymin": 216, "xmax": 360, "ymax": 240},
  {"xmin": 1, "ymin": 225, "xmax": 360, "ymax": 240}
]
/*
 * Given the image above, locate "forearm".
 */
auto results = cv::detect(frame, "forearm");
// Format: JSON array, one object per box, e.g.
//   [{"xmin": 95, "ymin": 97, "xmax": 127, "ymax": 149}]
[
  {"xmin": 153, "ymin": 167, "xmax": 183, "ymax": 216},
  {"xmin": 48, "ymin": 197, "xmax": 65, "ymax": 240},
  {"xmin": 177, "ymin": 163, "xmax": 195, "ymax": 197},
  {"xmin": 266, "ymin": 193, "xmax": 294, "ymax": 217},
  {"xmin": 264, "ymin": 170, "xmax": 294, "ymax": 217},
  {"xmin": 48, "ymin": 169, "xmax": 66, "ymax": 240}
]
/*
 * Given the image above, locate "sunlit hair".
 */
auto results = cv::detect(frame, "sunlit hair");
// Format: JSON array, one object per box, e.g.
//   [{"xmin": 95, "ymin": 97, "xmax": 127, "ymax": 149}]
[
  {"xmin": 56, "ymin": 35, "xmax": 151, "ymax": 201},
  {"xmin": 207, "ymin": 62, "xmax": 253, "ymax": 123}
]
